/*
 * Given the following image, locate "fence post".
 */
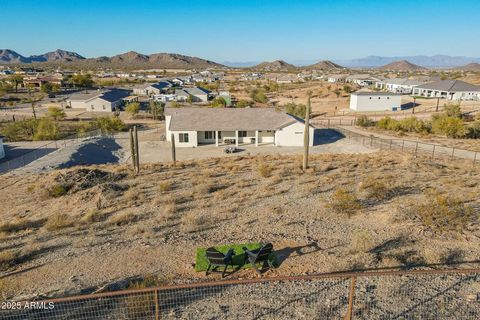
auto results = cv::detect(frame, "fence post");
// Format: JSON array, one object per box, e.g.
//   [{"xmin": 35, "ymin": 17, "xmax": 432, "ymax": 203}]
[
  {"xmin": 432, "ymin": 145, "xmax": 435, "ymax": 159},
  {"xmin": 474, "ymin": 152, "xmax": 478, "ymax": 166},
  {"xmin": 328, "ymin": 119, "xmax": 330, "ymax": 128},
  {"xmin": 415, "ymin": 142, "xmax": 418, "ymax": 156},
  {"xmin": 370, "ymin": 136, "xmax": 373, "ymax": 147},
  {"xmin": 389, "ymin": 140, "xmax": 392, "ymax": 150},
  {"xmin": 401, "ymin": 140, "xmax": 405, "ymax": 152},
  {"xmin": 451, "ymin": 148, "xmax": 455, "ymax": 160},
  {"xmin": 154, "ymin": 289, "xmax": 159, "ymax": 320},
  {"xmin": 345, "ymin": 276, "xmax": 356, "ymax": 320}
]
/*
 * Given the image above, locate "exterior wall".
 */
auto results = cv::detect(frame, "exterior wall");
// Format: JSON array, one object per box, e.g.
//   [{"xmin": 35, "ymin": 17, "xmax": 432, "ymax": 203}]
[
  {"xmin": 87, "ymin": 98, "xmax": 115, "ymax": 112},
  {"xmin": 133, "ymin": 88, "xmax": 148, "ymax": 96},
  {"xmin": 170, "ymin": 131, "xmax": 198, "ymax": 147},
  {"xmin": 68, "ymin": 100, "xmax": 87, "ymax": 109},
  {"xmin": 165, "ymin": 115, "xmax": 172, "ymax": 141},
  {"xmin": 258, "ymin": 131, "xmax": 275, "ymax": 143},
  {"xmin": 350, "ymin": 94, "xmax": 402, "ymax": 111},
  {"xmin": 191, "ymin": 94, "xmax": 208, "ymax": 102},
  {"xmin": 0, "ymin": 137, "xmax": 5, "ymax": 160},
  {"xmin": 275, "ymin": 122, "xmax": 314, "ymax": 147},
  {"xmin": 452, "ymin": 91, "xmax": 480, "ymax": 101}
]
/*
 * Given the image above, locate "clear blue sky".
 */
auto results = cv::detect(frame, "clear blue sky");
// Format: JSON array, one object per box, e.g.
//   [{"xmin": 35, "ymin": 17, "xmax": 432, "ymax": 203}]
[{"xmin": 1, "ymin": 0, "xmax": 479, "ymax": 62}]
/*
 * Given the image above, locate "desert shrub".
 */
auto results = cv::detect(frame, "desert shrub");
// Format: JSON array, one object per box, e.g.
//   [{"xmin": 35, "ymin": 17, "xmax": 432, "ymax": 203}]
[
  {"xmin": 159, "ymin": 181, "xmax": 172, "ymax": 192},
  {"xmin": 443, "ymin": 103, "xmax": 462, "ymax": 118},
  {"xmin": 406, "ymin": 189, "xmax": 475, "ymax": 233},
  {"xmin": 210, "ymin": 96, "xmax": 226, "ymax": 108},
  {"xmin": 181, "ymin": 212, "xmax": 214, "ymax": 232},
  {"xmin": 350, "ymin": 229, "xmax": 373, "ymax": 253},
  {"xmin": 94, "ymin": 116, "xmax": 126, "ymax": 133},
  {"xmin": 328, "ymin": 188, "xmax": 362, "ymax": 217},
  {"xmin": 81, "ymin": 209, "xmax": 104, "ymax": 224},
  {"xmin": 125, "ymin": 102, "xmax": 141, "ymax": 118},
  {"xmin": 0, "ymin": 218, "xmax": 43, "ymax": 233},
  {"xmin": 398, "ymin": 117, "xmax": 430, "ymax": 133},
  {"xmin": 236, "ymin": 99, "xmax": 252, "ymax": 108},
  {"xmin": 33, "ymin": 117, "xmax": 60, "ymax": 141},
  {"xmin": 48, "ymin": 184, "xmax": 69, "ymax": 198},
  {"xmin": 44, "ymin": 213, "xmax": 74, "ymax": 231},
  {"xmin": 249, "ymin": 88, "xmax": 268, "ymax": 103},
  {"xmin": 0, "ymin": 118, "xmax": 37, "ymax": 141},
  {"xmin": 356, "ymin": 115, "xmax": 374, "ymax": 127},
  {"xmin": 376, "ymin": 117, "xmax": 397, "ymax": 130},
  {"xmin": 108, "ymin": 211, "xmax": 138, "ymax": 226},
  {"xmin": 0, "ymin": 251, "xmax": 17, "ymax": 271},
  {"xmin": 47, "ymin": 106, "xmax": 66, "ymax": 120},
  {"xmin": 466, "ymin": 121, "xmax": 480, "ymax": 138},
  {"xmin": 284, "ymin": 102, "xmax": 307, "ymax": 119},
  {"xmin": 359, "ymin": 176, "xmax": 394, "ymax": 201},
  {"xmin": 432, "ymin": 115, "xmax": 466, "ymax": 138},
  {"xmin": 257, "ymin": 164, "xmax": 273, "ymax": 178}
]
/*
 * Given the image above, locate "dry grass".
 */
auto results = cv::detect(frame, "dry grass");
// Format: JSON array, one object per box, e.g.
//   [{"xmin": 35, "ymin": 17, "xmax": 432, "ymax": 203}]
[
  {"xmin": 350, "ymin": 229, "xmax": 373, "ymax": 253},
  {"xmin": 108, "ymin": 211, "xmax": 139, "ymax": 226},
  {"xmin": 159, "ymin": 181, "xmax": 172, "ymax": 192},
  {"xmin": 0, "ymin": 218, "xmax": 43, "ymax": 234},
  {"xmin": 327, "ymin": 188, "xmax": 363, "ymax": 217},
  {"xmin": 180, "ymin": 212, "xmax": 215, "ymax": 233},
  {"xmin": 359, "ymin": 176, "xmax": 395, "ymax": 201},
  {"xmin": 0, "ymin": 250, "xmax": 17, "ymax": 271},
  {"xmin": 257, "ymin": 164, "xmax": 273, "ymax": 178},
  {"xmin": 81, "ymin": 209, "xmax": 104, "ymax": 224},
  {"xmin": 44, "ymin": 213, "xmax": 74, "ymax": 231}
]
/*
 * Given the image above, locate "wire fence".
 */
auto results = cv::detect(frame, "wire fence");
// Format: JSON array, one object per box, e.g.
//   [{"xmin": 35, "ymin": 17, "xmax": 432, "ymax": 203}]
[
  {"xmin": 0, "ymin": 269, "xmax": 478, "ymax": 319},
  {"xmin": 0, "ymin": 129, "xmax": 103, "ymax": 174},
  {"xmin": 326, "ymin": 126, "xmax": 479, "ymax": 166}
]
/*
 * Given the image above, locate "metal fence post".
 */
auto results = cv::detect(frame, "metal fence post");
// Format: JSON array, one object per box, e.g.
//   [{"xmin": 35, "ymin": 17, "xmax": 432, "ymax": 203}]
[
  {"xmin": 154, "ymin": 289, "xmax": 159, "ymax": 320},
  {"xmin": 474, "ymin": 152, "xmax": 478, "ymax": 166},
  {"xmin": 401, "ymin": 140, "xmax": 405, "ymax": 152},
  {"xmin": 415, "ymin": 142, "xmax": 418, "ymax": 156},
  {"xmin": 346, "ymin": 276, "xmax": 356, "ymax": 320},
  {"xmin": 432, "ymin": 145, "xmax": 436, "ymax": 159},
  {"xmin": 451, "ymin": 148, "xmax": 455, "ymax": 160}
]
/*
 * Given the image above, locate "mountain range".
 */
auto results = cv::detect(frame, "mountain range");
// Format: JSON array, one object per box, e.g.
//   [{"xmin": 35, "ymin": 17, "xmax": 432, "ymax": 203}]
[
  {"xmin": 0, "ymin": 49, "xmax": 224, "ymax": 69},
  {"xmin": 336, "ymin": 55, "xmax": 480, "ymax": 68},
  {"xmin": 2, "ymin": 49, "xmax": 480, "ymax": 70}
]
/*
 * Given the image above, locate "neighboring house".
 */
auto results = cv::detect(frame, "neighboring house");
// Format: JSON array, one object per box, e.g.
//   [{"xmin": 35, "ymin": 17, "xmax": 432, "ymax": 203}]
[
  {"xmin": 23, "ymin": 76, "xmax": 63, "ymax": 88},
  {"xmin": 0, "ymin": 135, "xmax": 5, "ymax": 160},
  {"xmin": 327, "ymin": 74, "xmax": 347, "ymax": 83},
  {"xmin": 346, "ymin": 74, "xmax": 381, "ymax": 87},
  {"xmin": 276, "ymin": 74, "xmax": 299, "ymax": 84},
  {"xmin": 174, "ymin": 89, "xmax": 191, "ymax": 102},
  {"xmin": 67, "ymin": 89, "xmax": 131, "ymax": 112},
  {"xmin": 133, "ymin": 81, "xmax": 173, "ymax": 96},
  {"xmin": 411, "ymin": 80, "xmax": 480, "ymax": 101},
  {"xmin": 154, "ymin": 94, "xmax": 177, "ymax": 102},
  {"xmin": 0, "ymin": 69, "xmax": 14, "ymax": 75},
  {"xmin": 165, "ymin": 108, "xmax": 315, "ymax": 148},
  {"xmin": 350, "ymin": 92, "xmax": 402, "ymax": 112},
  {"xmin": 379, "ymin": 78, "xmax": 424, "ymax": 94},
  {"xmin": 183, "ymin": 86, "xmax": 211, "ymax": 102}
]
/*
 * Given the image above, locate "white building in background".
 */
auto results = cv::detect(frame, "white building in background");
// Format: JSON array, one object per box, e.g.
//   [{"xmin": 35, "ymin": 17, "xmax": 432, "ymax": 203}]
[
  {"xmin": 0, "ymin": 135, "xmax": 5, "ymax": 159},
  {"xmin": 350, "ymin": 92, "xmax": 402, "ymax": 112},
  {"xmin": 327, "ymin": 74, "xmax": 347, "ymax": 83},
  {"xmin": 165, "ymin": 108, "xmax": 315, "ymax": 148},
  {"xmin": 67, "ymin": 89, "xmax": 131, "ymax": 112},
  {"xmin": 411, "ymin": 80, "xmax": 480, "ymax": 101},
  {"xmin": 346, "ymin": 74, "xmax": 382, "ymax": 87}
]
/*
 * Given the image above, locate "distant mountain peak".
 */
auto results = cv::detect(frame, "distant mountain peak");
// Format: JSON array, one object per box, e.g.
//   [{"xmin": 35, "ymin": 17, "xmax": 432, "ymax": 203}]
[
  {"xmin": 253, "ymin": 60, "xmax": 296, "ymax": 71},
  {"xmin": 378, "ymin": 60, "xmax": 426, "ymax": 71},
  {"xmin": 304, "ymin": 60, "xmax": 345, "ymax": 70}
]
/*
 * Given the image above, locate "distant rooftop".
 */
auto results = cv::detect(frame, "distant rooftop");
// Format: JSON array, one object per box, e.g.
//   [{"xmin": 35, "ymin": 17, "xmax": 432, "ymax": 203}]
[
  {"xmin": 415, "ymin": 80, "xmax": 480, "ymax": 92},
  {"xmin": 352, "ymin": 92, "xmax": 402, "ymax": 96}
]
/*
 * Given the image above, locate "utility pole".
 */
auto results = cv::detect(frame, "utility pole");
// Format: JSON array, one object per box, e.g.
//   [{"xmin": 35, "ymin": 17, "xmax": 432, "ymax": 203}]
[
  {"xmin": 436, "ymin": 98, "xmax": 440, "ymax": 112},
  {"xmin": 303, "ymin": 94, "xmax": 311, "ymax": 171},
  {"xmin": 129, "ymin": 128, "xmax": 136, "ymax": 172},
  {"xmin": 171, "ymin": 133, "xmax": 176, "ymax": 162},
  {"xmin": 134, "ymin": 126, "xmax": 140, "ymax": 174}
]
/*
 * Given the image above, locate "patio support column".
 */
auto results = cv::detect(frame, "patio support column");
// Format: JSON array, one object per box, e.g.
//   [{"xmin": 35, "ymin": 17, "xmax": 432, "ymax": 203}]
[
  {"xmin": 215, "ymin": 130, "xmax": 219, "ymax": 147},
  {"xmin": 235, "ymin": 130, "xmax": 239, "ymax": 147},
  {"xmin": 255, "ymin": 130, "xmax": 259, "ymax": 147}
]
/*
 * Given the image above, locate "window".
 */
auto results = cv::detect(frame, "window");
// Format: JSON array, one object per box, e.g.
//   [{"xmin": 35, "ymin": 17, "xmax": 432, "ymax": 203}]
[
  {"xmin": 218, "ymin": 131, "xmax": 222, "ymax": 139},
  {"xmin": 179, "ymin": 133, "xmax": 189, "ymax": 143},
  {"xmin": 238, "ymin": 131, "xmax": 247, "ymax": 137},
  {"xmin": 204, "ymin": 131, "xmax": 215, "ymax": 139},
  {"xmin": 91, "ymin": 105, "xmax": 94, "ymax": 110},
  {"xmin": 102, "ymin": 105, "xmax": 106, "ymax": 110}
]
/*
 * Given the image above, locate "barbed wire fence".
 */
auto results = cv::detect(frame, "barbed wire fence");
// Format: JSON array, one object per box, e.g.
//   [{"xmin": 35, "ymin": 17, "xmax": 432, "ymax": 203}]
[
  {"xmin": 311, "ymin": 121, "xmax": 479, "ymax": 166},
  {"xmin": 0, "ymin": 269, "xmax": 479, "ymax": 319}
]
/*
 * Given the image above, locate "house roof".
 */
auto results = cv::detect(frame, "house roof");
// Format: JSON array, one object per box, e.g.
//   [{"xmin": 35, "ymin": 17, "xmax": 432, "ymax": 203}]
[
  {"xmin": 98, "ymin": 89, "xmax": 131, "ymax": 102},
  {"xmin": 166, "ymin": 107, "xmax": 300, "ymax": 131},
  {"xmin": 415, "ymin": 80, "xmax": 480, "ymax": 92},
  {"xmin": 149, "ymin": 81, "xmax": 173, "ymax": 90},
  {"xmin": 184, "ymin": 86, "xmax": 211, "ymax": 95},
  {"xmin": 352, "ymin": 92, "xmax": 402, "ymax": 96},
  {"xmin": 68, "ymin": 91, "xmax": 102, "ymax": 101}
]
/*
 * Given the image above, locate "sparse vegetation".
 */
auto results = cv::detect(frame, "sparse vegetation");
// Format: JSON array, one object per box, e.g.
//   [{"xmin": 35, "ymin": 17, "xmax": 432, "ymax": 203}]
[
  {"xmin": 356, "ymin": 115, "xmax": 374, "ymax": 127},
  {"xmin": 257, "ymin": 164, "xmax": 273, "ymax": 178},
  {"xmin": 44, "ymin": 213, "xmax": 74, "ymax": 231},
  {"xmin": 328, "ymin": 188, "xmax": 362, "ymax": 217}
]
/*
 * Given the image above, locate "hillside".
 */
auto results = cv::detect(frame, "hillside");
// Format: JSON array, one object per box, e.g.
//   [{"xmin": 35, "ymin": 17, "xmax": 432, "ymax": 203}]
[
  {"xmin": 378, "ymin": 60, "xmax": 427, "ymax": 71},
  {"xmin": 0, "ymin": 49, "xmax": 85, "ymax": 63},
  {"xmin": 454, "ymin": 62, "xmax": 480, "ymax": 72},
  {"xmin": 253, "ymin": 60, "xmax": 297, "ymax": 71},
  {"xmin": 304, "ymin": 60, "xmax": 345, "ymax": 70},
  {"xmin": 0, "ymin": 49, "xmax": 30, "ymax": 63},
  {"xmin": 338, "ymin": 55, "xmax": 480, "ymax": 68}
]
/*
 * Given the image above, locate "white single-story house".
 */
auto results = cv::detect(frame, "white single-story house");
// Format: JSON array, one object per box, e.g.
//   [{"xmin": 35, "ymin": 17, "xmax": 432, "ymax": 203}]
[
  {"xmin": 411, "ymin": 80, "xmax": 480, "ymax": 101},
  {"xmin": 327, "ymin": 74, "xmax": 347, "ymax": 83},
  {"xmin": 174, "ymin": 87, "xmax": 211, "ymax": 102},
  {"xmin": 350, "ymin": 92, "xmax": 402, "ymax": 112},
  {"xmin": 165, "ymin": 108, "xmax": 315, "ymax": 148},
  {"xmin": 67, "ymin": 89, "xmax": 131, "ymax": 112},
  {"xmin": 0, "ymin": 135, "xmax": 5, "ymax": 159},
  {"xmin": 376, "ymin": 78, "xmax": 424, "ymax": 94},
  {"xmin": 133, "ymin": 81, "xmax": 173, "ymax": 96},
  {"xmin": 346, "ymin": 74, "xmax": 382, "ymax": 87}
]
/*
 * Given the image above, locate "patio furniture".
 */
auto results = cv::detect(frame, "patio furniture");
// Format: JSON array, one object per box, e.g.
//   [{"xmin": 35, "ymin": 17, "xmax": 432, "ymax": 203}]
[
  {"xmin": 242, "ymin": 243, "xmax": 274, "ymax": 275},
  {"xmin": 205, "ymin": 247, "xmax": 235, "ymax": 277}
]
